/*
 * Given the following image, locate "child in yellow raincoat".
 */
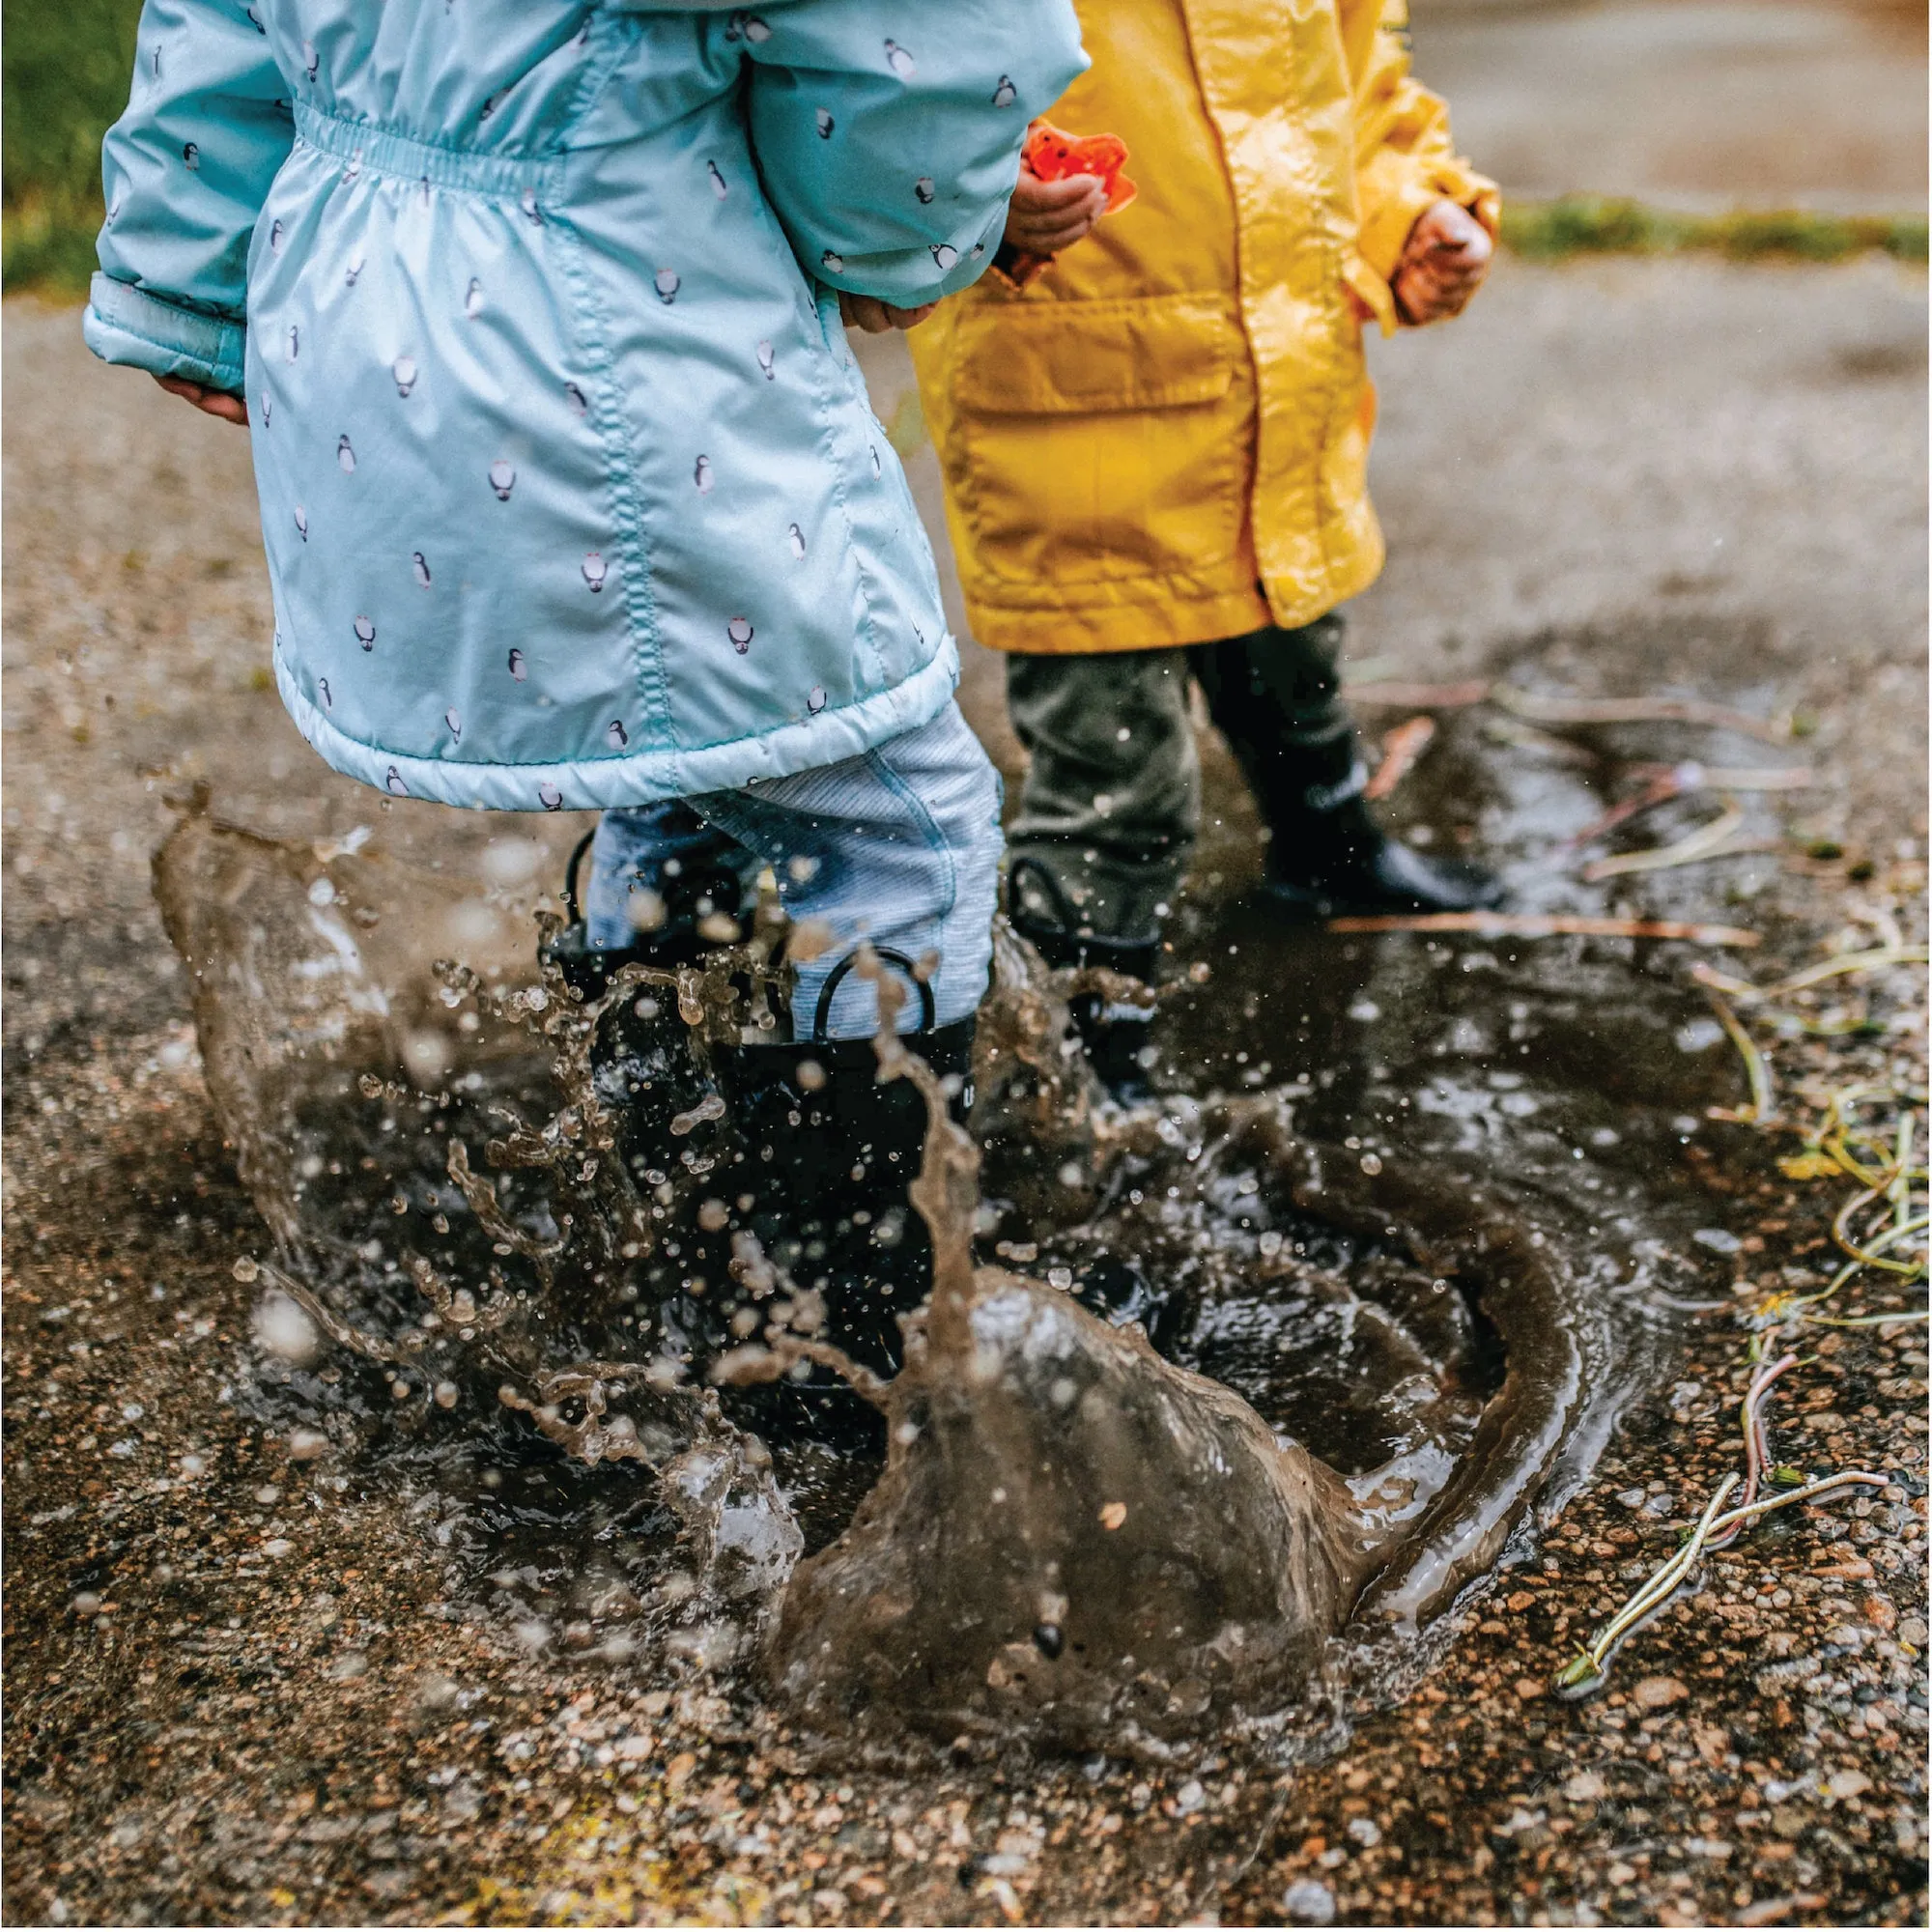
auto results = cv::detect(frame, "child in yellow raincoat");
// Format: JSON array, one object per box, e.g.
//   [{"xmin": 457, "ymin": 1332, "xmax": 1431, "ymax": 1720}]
[{"xmin": 909, "ymin": 0, "xmax": 1501, "ymax": 1095}]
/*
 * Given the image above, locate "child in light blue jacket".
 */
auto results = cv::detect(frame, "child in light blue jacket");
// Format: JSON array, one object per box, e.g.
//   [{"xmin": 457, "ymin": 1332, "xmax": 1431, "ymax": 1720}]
[{"xmin": 89, "ymin": 0, "xmax": 1087, "ymax": 1394}]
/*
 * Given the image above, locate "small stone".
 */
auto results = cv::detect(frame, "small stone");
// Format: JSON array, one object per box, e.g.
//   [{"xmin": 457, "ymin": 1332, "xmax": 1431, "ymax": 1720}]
[
  {"xmin": 1345, "ymin": 1816, "xmax": 1380, "ymax": 1848},
  {"xmin": 1514, "ymin": 1677, "xmax": 1544, "ymax": 1700},
  {"xmin": 1282, "ymin": 1879, "xmax": 1336, "ymax": 1925},
  {"xmin": 1098, "ymin": 1501, "xmax": 1127, "ymax": 1530},
  {"xmin": 1827, "ymin": 1770, "xmax": 1871, "ymax": 1800},
  {"xmin": 1564, "ymin": 1771, "xmax": 1605, "ymax": 1803},
  {"xmin": 1633, "ymin": 1674, "xmax": 1688, "ymax": 1710}
]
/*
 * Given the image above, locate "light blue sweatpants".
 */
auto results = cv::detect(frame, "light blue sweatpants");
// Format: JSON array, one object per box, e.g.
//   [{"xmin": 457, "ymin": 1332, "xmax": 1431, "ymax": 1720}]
[{"xmin": 586, "ymin": 701, "xmax": 1002, "ymax": 1038}]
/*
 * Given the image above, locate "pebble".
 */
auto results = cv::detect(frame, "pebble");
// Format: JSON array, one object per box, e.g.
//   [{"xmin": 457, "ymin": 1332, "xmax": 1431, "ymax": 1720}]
[
  {"xmin": 1282, "ymin": 1879, "xmax": 1337, "ymax": 1924},
  {"xmin": 1632, "ymin": 1674, "xmax": 1689, "ymax": 1710}
]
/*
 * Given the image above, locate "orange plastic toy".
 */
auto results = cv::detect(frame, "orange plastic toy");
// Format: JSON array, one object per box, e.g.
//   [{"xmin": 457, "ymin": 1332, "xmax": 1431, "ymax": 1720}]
[
  {"xmin": 1023, "ymin": 120, "xmax": 1137, "ymax": 214},
  {"xmin": 993, "ymin": 120, "xmax": 1136, "ymax": 289}
]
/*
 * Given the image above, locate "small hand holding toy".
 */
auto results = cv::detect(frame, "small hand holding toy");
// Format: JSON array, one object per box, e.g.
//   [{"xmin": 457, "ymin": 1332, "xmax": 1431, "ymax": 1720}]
[{"xmin": 994, "ymin": 121, "xmax": 1137, "ymax": 289}]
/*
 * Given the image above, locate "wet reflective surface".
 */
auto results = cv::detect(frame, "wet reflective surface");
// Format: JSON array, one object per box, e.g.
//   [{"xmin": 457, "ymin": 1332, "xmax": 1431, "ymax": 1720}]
[{"xmin": 131, "ymin": 696, "xmax": 1804, "ymax": 1761}]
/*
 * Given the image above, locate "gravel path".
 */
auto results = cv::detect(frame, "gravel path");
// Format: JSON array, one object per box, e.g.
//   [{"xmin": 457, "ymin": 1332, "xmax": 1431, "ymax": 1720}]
[{"xmin": 4, "ymin": 258, "xmax": 1926, "ymax": 1926}]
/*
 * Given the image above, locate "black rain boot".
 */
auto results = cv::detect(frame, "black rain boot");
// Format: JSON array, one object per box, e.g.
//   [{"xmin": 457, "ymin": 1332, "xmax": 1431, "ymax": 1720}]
[
  {"xmin": 1249, "ymin": 727, "xmax": 1504, "ymax": 919},
  {"xmin": 1008, "ymin": 858, "xmax": 1160, "ymax": 1106},
  {"xmin": 1194, "ymin": 631, "xmax": 1503, "ymax": 920},
  {"xmin": 714, "ymin": 952, "xmax": 976, "ymax": 1431},
  {"xmin": 537, "ymin": 826, "xmax": 755, "ymax": 1154}
]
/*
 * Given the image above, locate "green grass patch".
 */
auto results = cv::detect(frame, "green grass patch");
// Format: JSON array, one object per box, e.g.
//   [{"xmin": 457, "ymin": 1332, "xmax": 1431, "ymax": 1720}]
[
  {"xmin": 1502, "ymin": 195, "xmax": 1929, "ymax": 268},
  {"xmin": 3, "ymin": 0, "xmax": 142, "ymax": 296}
]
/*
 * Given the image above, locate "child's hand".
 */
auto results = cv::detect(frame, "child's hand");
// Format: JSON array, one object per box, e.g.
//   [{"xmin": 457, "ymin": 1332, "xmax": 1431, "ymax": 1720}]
[
  {"xmin": 1003, "ymin": 163, "xmax": 1108, "ymax": 259},
  {"xmin": 154, "ymin": 374, "xmax": 249, "ymax": 425},
  {"xmin": 838, "ymin": 292, "xmax": 939, "ymax": 334},
  {"xmin": 1391, "ymin": 200, "xmax": 1492, "ymax": 326}
]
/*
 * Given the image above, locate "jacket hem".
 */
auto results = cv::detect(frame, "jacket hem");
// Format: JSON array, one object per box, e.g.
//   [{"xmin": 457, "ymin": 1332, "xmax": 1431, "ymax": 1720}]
[
  {"xmin": 83, "ymin": 274, "xmax": 247, "ymax": 393},
  {"xmin": 274, "ymin": 636, "xmax": 962, "ymax": 811},
  {"xmin": 968, "ymin": 583, "xmax": 1273, "ymax": 655}
]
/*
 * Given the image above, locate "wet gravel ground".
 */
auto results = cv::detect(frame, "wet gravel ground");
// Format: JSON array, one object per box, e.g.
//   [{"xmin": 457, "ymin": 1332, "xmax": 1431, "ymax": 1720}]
[{"xmin": 6, "ymin": 257, "xmax": 1928, "ymax": 1927}]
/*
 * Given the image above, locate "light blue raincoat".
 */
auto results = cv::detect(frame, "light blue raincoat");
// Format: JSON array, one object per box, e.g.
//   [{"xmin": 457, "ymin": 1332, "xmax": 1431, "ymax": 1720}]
[{"xmin": 86, "ymin": 0, "xmax": 1085, "ymax": 811}]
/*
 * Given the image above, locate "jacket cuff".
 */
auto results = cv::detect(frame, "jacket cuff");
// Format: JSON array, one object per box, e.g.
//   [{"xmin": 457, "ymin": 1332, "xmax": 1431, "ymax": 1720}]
[
  {"xmin": 82, "ymin": 273, "xmax": 247, "ymax": 394},
  {"xmin": 1356, "ymin": 155, "xmax": 1500, "ymax": 290}
]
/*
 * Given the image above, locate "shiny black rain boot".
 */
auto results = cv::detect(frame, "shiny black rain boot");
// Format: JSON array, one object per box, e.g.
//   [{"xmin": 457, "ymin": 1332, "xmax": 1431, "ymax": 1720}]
[
  {"xmin": 1194, "ymin": 634, "xmax": 1504, "ymax": 919},
  {"xmin": 536, "ymin": 826, "xmax": 753, "ymax": 1154},
  {"xmin": 1008, "ymin": 858, "xmax": 1160, "ymax": 1105},
  {"xmin": 1249, "ymin": 729, "xmax": 1504, "ymax": 919}
]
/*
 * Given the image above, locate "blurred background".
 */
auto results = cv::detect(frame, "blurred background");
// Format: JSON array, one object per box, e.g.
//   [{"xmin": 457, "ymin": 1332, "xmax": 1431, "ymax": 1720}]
[{"xmin": 5, "ymin": 0, "xmax": 1924, "ymax": 292}]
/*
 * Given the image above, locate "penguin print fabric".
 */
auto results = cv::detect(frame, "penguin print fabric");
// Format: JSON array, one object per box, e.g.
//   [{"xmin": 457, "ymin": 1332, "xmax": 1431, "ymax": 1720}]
[{"xmin": 84, "ymin": 0, "xmax": 1087, "ymax": 811}]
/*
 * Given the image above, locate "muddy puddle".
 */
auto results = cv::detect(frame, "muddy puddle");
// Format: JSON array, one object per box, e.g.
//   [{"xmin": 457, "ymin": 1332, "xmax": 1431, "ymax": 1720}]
[{"xmin": 147, "ymin": 696, "xmax": 1808, "ymax": 1771}]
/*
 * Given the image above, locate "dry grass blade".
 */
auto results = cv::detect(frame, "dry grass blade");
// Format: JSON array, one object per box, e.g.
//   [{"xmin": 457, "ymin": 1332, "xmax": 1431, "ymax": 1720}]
[
  {"xmin": 1481, "ymin": 715, "xmax": 1598, "ymax": 764},
  {"xmin": 1580, "ymin": 801, "xmax": 1756, "ymax": 881},
  {"xmin": 1705, "ymin": 990, "xmax": 1776, "ymax": 1122},
  {"xmin": 1754, "ymin": 945, "xmax": 1926, "ymax": 1002},
  {"xmin": 1493, "ymin": 686, "xmax": 1790, "ymax": 742},
  {"xmin": 1326, "ymin": 912, "xmax": 1761, "ymax": 947}
]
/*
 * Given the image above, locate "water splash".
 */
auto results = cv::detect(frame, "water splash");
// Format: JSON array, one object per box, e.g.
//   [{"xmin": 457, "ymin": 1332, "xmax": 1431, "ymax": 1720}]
[{"xmin": 152, "ymin": 800, "xmax": 1663, "ymax": 1762}]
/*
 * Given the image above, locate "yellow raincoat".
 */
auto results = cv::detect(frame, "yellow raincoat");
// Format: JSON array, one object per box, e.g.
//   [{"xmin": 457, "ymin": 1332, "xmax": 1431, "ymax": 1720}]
[{"xmin": 908, "ymin": 0, "xmax": 1496, "ymax": 655}]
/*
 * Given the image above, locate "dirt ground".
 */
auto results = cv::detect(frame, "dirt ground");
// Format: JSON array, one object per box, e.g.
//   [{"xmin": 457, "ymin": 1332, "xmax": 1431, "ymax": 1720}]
[{"xmin": 4, "ymin": 249, "xmax": 1927, "ymax": 1929}]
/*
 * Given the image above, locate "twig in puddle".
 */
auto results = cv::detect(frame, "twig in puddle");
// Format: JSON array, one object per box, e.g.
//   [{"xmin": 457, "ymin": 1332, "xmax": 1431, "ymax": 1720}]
[
  {"xmin": 1341, "ymin": 678, "xmax": 1492, "ymax": 708},
  {"xmin": 1325, "ymin": 911, "xmax": 1762, "ymax": 947},
  {"xmin": 1364, "ymin": 715, "xmax": 1436, "ymax": 800},
  {"xmin": 1568, "ymin": 762, "xmax": 1815, "ymax": 853},
  {"xmin": 1481, "ymin": 714, "xmax": 1599, "ymax": 764},
  {"xmin": 1492, "ymin": 686, "xmax": 1791, "ymax": 742},
  {"xmin": 1629, "ymin": 761, "xmax": 1815, "ymax": 793},
  {"xmin": 1566, "ymin": 770, "xmax": 1688, "ymax": 850},
  {"xmin": 1580, "ymin": 801, "xmax": 1769, "ymax": 881}
]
